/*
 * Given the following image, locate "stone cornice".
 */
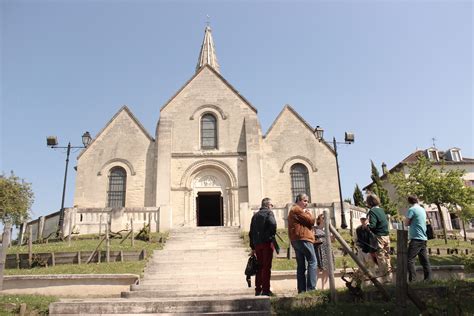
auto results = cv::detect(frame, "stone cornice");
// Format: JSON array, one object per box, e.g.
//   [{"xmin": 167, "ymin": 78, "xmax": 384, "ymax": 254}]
[{"xmin": 171, "ymin": 152, "xmax": 246, "ymax": 158}]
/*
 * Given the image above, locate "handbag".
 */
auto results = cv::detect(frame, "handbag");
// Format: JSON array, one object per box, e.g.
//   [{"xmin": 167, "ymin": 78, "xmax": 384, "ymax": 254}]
[
  {"xmin": 245, "ymin": 254, "xmax": 259, "ymax": 287},
  {"xmin": 426, "ymin": 223, "xmax": 435, "ymax": 240}
]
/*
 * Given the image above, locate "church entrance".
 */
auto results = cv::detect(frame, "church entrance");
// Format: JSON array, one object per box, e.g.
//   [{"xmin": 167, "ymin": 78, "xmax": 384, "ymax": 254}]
[{"xmin": 196, "ymin": 192, "xmax": 223, "ymax": 226}]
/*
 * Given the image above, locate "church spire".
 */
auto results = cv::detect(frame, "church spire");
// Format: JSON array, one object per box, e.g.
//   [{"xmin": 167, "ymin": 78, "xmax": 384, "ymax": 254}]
[{"xmin": 196, "ymin": 26, "xmax": 220, "ymax": 74}]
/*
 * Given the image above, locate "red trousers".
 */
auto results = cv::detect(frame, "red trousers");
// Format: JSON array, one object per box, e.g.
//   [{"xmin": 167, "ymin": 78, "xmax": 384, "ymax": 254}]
[{"xmin": 255, "ymin": 242, "xmax": 274, "ymax": 293}]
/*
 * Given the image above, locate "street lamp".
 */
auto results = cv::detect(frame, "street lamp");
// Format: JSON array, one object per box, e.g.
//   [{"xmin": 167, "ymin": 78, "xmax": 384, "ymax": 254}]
[
  {"xmin": 47, "ymin": 131, "xmax": 92, "ymax": 238},
  {"xmin": 314, "ymin": 126, "xmax": 354, "ymax": 229}
]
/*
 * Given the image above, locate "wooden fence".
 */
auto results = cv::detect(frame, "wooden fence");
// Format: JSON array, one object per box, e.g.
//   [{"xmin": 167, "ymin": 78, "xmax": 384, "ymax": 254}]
[{"xmin": 5, "ymin": 250, "xmax": 146, "ymax": 269}]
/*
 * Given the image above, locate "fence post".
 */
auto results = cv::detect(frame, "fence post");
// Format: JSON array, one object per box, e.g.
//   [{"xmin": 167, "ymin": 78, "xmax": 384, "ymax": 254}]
[
  {"xmin": 396, "ymin": 229, "xmax": 408, "ymax": 315},
  {"xmin": 156, "ymin": 208, "xmax": 160, "ymax": 233},
  {"xmin": 68, "ymin": 211, "xmax": 73, "ymax": 247},
  {"xmin": 106, "ymin": 221, "xmax": 110, "ymax": 263},
  {"xmin": 28, "ymin": 226, "xmax": 33, "ymax": 268},
  {"xmin": 77, "ymin": 251, "xmax": 81, "ymax": 265},
  {"xmin": 131, "ymin": 218, "xmax": 135, "ymax": 247},
  {"xmin": 148, "ymin": 213, "xmax": 152, "ymax": 243},
  {"xmin": 324, "ymin": 210, "xmax": 337, "ymax": 302},
  {"xmin": 0, "ymin": 223, "xmax": 12, "ymax": 290},
  {"xmin": 99, "ymin": 214, "xmax": 103, "ymax": 237},
  {"xmin": 51, "ymin": 252, "xmax": 56, "ymax": 267}
]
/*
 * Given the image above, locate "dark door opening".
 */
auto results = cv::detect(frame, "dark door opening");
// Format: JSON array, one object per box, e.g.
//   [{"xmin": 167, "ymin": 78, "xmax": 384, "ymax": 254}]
[{"xmin": 196, "ymin": 192, "xmax": 223, "ymax": 226}]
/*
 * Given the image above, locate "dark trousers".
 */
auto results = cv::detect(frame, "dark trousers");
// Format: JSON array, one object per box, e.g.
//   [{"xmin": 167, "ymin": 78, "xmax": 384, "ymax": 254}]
[
  {"xmin": 255, "ymin": 242, "xmax": 273, "ymax": 293},
  {"xmin": 407, "ymin": 239, "xmax": 432, "ymax": 282}
]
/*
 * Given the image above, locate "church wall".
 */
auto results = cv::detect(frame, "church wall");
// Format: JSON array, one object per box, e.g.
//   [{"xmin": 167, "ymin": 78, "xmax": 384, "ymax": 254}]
[
  {"xmin": 161, "ymin": 68, "xmax": 257, "ymax": 154},
  {"xmin": 74, "ymin": 110, "xmax": 153, "ymax": 208},
  {"xmin": 156, "ymin": 67, "xmax": 262, "ymax": 226},
  {"xmin": 261, "ymin": 108, "xmax": 340, "ymax": 206}
]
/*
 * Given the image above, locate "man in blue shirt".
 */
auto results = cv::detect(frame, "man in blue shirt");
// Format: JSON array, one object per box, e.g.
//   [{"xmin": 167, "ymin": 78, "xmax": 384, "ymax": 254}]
[{"xmin": 405, "ymin": 195, "xmax": 432, "ymax": 282}]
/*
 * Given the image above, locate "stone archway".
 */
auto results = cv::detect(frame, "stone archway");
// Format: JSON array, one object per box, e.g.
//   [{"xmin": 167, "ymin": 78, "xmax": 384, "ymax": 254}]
[{"xmin": 181, "ymin": 161, "xmax": 239, "ymax": 227}]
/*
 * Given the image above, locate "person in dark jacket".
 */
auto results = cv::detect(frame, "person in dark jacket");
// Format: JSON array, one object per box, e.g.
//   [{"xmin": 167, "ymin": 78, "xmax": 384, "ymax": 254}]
[
  {"xmin": 366, "ymin": 193, "xmax": 392, "ymax": 283},
  {"xmin": 249, "ymin": 197, "xmax": 277, "ymax": 296},
  {"xmin": 354, "ymin": 216, "xmax": 377, "ymax": 275}
]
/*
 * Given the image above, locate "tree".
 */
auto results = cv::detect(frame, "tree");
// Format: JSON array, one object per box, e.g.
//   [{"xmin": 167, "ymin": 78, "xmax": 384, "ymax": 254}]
[
  {"xmin": 389, "ymin": 156, "xmax": 474, "ymax": 244},
  {"xmin": 367, "ymin": 161, "xmax": 397, "ymax": 216},
  {"xmin": 353, "ymin": 184, "xmax": 366, "ymax": 207},
  {"xmin": 0, "ymin": 172, "xmax": 34, "ymax": 226}
]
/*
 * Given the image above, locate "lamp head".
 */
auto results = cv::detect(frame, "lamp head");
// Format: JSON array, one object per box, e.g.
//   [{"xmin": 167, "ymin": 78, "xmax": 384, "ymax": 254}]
[
  {"xmin": 47, "ymin": 136, "xmax": 58, "ymax": 147},
  {"xmin": 344, "ymin": 132, "xmax": 355, "ymax": 144},
  {"xmin": 82, "ymin": 131, "xmax": 92, "ymax": 147},
  {"xmin": 314, "ymin": 126, "xmax": 324, "ymax": 141}
]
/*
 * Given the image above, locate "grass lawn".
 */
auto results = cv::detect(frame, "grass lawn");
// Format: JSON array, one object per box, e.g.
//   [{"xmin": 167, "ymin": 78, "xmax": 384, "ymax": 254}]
[
  {"xmin": 5, "ymin": 232, "xmax": 167, "ymax": 276},
  {"xmin": 4, "ymin": 260, "xmax": 146, "ymax": 275},
  {"xmin": 0, "ymin": 294, "xmax": 57, "ymax": 316},
  {"xmin": 271, "ymin": 279, "xmax": 474, "ymax": 315},
  {"xmin": 8, "ymin": 232, "xmax": 167, "ymax": 254}
]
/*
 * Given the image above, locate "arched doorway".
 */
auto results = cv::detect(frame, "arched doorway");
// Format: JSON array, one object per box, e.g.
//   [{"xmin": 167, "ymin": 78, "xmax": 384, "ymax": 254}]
[
  {"xmin": 196, "ymin": 192, "xmax": 223, "ymax": 226},
  {"xmin": 181, "ymin": 160, "xmax": 239, "ymax": 227},
  {"xmin": 193, "ymin": 174, "xmax": 225, "ymax": 227}
]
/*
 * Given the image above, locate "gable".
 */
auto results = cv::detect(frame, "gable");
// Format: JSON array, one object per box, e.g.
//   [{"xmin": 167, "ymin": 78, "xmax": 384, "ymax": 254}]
[
  {"xmin": 160, "ymin": 65, "xmax": 257, "ymax": 114},
  {"xmin": 77, "ymin": 106, "xmax": 154, "ymax": 159},
  {"xmin": 264, "ymin": 105, "xmax": 334, "ymax": 153}
]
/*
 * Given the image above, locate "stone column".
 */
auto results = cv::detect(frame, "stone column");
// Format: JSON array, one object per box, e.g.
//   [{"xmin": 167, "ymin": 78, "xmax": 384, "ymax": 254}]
[
  {"xmin": 231, "ymin": 188, "xmax": 239, "ymax": 226},
  {"xmin": 184, "ymin": 190, "xmax": 190, "ymax": 226}
]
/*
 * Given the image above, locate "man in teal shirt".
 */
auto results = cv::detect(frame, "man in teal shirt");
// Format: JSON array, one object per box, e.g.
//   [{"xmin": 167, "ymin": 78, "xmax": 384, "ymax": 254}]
[{"xmin": 405, "ymin": 195, "xmax": 432, "ymax": 282}]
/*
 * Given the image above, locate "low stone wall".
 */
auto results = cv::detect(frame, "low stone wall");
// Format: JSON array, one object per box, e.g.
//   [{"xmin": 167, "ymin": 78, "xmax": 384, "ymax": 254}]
[
  {"xmin": 270, "ymin": 265, "xmax": 471, "ymax": 294},
  {"xmin": 1, "ymin": 274, "xmax": 140, "ymax": 297},
  {"xmin": 5, "ymin": 250, "xmax": 146, "ymax": 269}
]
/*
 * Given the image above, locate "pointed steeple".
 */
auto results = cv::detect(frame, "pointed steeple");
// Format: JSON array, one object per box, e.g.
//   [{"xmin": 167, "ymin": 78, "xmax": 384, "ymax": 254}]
[{"xmin": 196, "ymin": 26, "xmax": 220, "ymax": 74}]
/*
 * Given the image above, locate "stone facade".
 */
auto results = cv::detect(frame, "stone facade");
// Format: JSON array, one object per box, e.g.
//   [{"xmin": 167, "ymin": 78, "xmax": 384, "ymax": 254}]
[{"xmin": 69, "ymin": 27, "xmax": 343, "ymax": 233}]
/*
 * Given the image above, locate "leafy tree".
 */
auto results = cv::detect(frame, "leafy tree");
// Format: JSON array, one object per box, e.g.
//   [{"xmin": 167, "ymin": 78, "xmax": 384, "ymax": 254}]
[
  {"xmin": 389, "ymin": 156, "xmax": 474, "ymax": 244},
  {"xmin": 353, "ymin": 184, "xmax": 366, "ymax": 207},
  {"xmin": 367, "ymin": 161, "xmax": 397, "ymax": 216},
  {"xmin": 344, "ymin": 198, "xmax": 352, "ymax": 204},
  {"xmin": 0, "ymin": 172, "xmax": 34, "ymax": 226}
]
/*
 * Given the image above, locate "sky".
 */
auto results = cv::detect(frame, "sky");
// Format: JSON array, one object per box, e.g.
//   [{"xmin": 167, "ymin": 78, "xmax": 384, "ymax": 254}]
[{"xmin": 1, "ymin": 0, "xmax": 473, "ymax": 221}]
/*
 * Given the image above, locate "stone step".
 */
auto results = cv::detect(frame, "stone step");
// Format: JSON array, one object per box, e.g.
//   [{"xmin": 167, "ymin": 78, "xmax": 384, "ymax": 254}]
[
  {"xmin": 144, "ymin": 261, "xmax": 245, "ymax": 269},
  {"xmin": 142, "ymin": 270, "xmax": 248, "ymax": 279},
  {"xmin": 165, "ymin": 241, "xmax": 244, "ymax": 247},
  {"xmin": 144, "ymin": 268, "xmax": 244, "ymax": 275},
  {"xmin": 132, "ymin": 281, "xmax": 248, "ymax": 291},
  {"xmin": 122, "ymin": 289, "xmax": 255, "ymax": 299},
  {"xmin": 49, "ymin": 296, "xmax": 269, "ymax": 315},
  {"xmin": 147, "ymin": 256, "xmax": 247, "ymax": 263},
  {"xmin": 151, "ymin": 253, "xmax": 248, "ymax": 261},
  {"xmin": 171, "ymin": 226, "xmax": 241, "ymax": 232}
]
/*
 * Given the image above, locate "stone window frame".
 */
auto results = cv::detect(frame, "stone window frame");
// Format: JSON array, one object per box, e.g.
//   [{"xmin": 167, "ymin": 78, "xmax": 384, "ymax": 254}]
[
  {"xmin": 290, "ymin": 163, "xmax": 311, "ymax": 203},
  {"xmin": 107, "ymin": 166, "xmax": 127, "ymax": 208},
  {"xmin": 200, "ymin": 112, "xmax": 219, "ymax": 150}
]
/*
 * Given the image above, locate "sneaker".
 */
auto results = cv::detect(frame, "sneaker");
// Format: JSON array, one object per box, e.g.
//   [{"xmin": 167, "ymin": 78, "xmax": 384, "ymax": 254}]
[
  {"xmin": 261, "ymin": 291, "xmax": 274, "ymax": 297},
  {"xmin": 255, "ymin": 291, "xmax": 262, "ymax": 296}
]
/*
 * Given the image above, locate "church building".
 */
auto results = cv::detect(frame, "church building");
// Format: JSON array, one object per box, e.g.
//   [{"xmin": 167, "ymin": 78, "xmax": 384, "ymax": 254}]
[{"xmin": 71, "ymin": 26, "xmax": 342, "ymax": 233}]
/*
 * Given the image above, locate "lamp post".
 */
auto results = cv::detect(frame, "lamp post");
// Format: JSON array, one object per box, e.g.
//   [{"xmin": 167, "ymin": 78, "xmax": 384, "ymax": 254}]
[
  {"xmin": 314, "ymin": 126, "xmax": 354, "ymax": 229},
  {"xmin": 47, "ymin": 132, "xmax": 92, "ymax": 238}
]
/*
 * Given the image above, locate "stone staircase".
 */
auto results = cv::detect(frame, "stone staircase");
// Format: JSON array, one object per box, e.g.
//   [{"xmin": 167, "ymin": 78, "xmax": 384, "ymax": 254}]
[{"xmin": 49, "ymin": 226, "xmax": 271, "ymax": 315}]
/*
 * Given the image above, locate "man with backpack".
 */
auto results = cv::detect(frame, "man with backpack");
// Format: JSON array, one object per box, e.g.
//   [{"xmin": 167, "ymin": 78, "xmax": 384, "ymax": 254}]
[{"xmin": 249, "ymin": 198, "xmax": 277, "ymax": 296}]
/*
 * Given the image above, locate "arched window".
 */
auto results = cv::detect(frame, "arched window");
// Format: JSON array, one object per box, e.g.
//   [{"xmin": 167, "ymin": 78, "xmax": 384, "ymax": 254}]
[
  {"xmin": 201, "ymin": 113, "xmax": 217, "ymax": 149},
  {"xmin": 108, "ymin": 167, "xmax": 127, "ymax": 207},
  {"xmin": 290, "ymin": 163, "xmax": 311, "ymax": 202}
]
